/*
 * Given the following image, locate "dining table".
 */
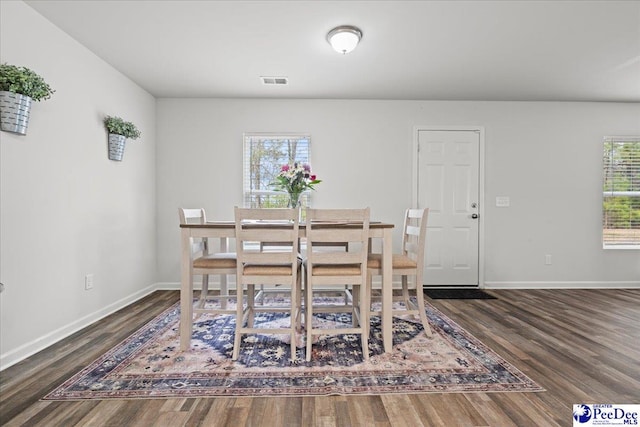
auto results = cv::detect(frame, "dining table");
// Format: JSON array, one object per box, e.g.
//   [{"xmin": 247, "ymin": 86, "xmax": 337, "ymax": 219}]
[{"xmin": 179, "ymin": 220, "xmax": 395, "ymax": 354}]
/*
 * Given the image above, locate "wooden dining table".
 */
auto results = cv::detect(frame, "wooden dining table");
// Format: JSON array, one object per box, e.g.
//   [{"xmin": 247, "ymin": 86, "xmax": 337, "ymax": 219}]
[{"xmin": 179, "ymin": 220, "xmax": 395, "ymax": 354}]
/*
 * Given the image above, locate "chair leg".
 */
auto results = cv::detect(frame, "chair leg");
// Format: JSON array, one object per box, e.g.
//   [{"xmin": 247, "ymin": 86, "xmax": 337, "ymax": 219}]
[
  {"xmin": 296, "ymin": 272, "xmax": 303, "ymax": 330},
  {"xmin": 359, "ymin": 280, "xmax": 369, "ymax": 360},
  {"xmin": 232, "ymin": 283, "xmax": 244, "ymax": 360},
  {"xmin": 198, "ymin": 274, "xmax": 209, "ymax": 309},
  {"xmin": 290, "ymin": 278, "xmax": 298, "ymax": 362},
  {"xmin": 247, "ymin": 284, "xmax": 255, "ymax": 328},
  {"xmin": 305, "ymin": 278, "xmax": 313, "ymax": 362},
  {"xmin": 220, "ymin": 274, "xmax": 228, "ymax": 309},
  {"xmin": 414, "ymin": 280, "xmax": 432, "ymax": 338},
  {"xmin": 352, "ymin": 285, "xmax": 360, "ymax": 327},
  {"xmin": 366, "ymin": 273, "xmax": 375, "ymax": 318},
  {"xmin": 401, "ymin": 275, "xmax": 411, "ymax": 309}
]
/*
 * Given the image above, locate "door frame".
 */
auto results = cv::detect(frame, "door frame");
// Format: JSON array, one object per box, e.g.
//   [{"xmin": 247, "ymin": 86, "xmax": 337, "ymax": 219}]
[{"xmin": 412, "ymin": 125, "xmax": 486, "ymax": 288}]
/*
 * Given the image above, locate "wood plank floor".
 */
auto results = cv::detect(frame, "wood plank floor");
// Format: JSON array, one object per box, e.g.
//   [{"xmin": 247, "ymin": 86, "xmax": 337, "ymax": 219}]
[{"xmin": 1, "ymin": 289, "xmax": 638, "ymax": 426}]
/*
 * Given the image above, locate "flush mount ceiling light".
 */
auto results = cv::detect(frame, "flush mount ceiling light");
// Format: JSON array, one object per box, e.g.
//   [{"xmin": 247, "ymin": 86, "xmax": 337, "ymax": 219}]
[{"xmin": 327, "ymin": 25, "xmax": 362, "ymax": 54}]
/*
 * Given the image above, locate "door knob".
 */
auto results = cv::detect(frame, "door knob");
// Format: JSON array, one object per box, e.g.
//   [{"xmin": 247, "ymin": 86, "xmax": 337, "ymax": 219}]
[{"xmin": 471, "ymin": 214, "xmax": 478, "ymax": 219}]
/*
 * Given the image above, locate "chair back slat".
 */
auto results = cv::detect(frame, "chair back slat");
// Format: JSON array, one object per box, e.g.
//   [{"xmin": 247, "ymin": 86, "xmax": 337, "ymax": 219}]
[
  {"xmin": 310, "ymin": 251, "xmax": 364, "ymax": 264},
  {"xmin": 307, "ymin": 228, "xmax": 367, "ymax": 243},
  {"xmin": 240, "ymin": 251, "xmax": 295, "ymax": 264},
  {"xmin": 239, "ymin": 228, "xmax": 298, "ymax": 243},
  {"xmin": 406, "ymin": 224, "xmax": 420, "ymax": 237},
  {"xmin": 179, "ymin": 208, "xmax": 206, "ymax": 224}
]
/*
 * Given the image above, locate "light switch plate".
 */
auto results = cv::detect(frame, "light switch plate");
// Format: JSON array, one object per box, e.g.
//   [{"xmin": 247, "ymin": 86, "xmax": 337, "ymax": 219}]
[{"xmin": 496, "ymin": 196, "xmax": 510, "ymax": 207}]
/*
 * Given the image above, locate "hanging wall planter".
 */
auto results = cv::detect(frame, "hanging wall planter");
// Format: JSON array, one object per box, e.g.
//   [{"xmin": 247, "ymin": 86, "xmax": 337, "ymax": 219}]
[
  {"xmin": 108, "ymin": 133, "xmax": 127, "ymax": 161},
  {"xmin": 0, "ymin": 91, "xmax": 32, "ymax": 135},
  {"xmin": 104, "ymin": 115, "xmax": 141, "ymax": 161},
  {"xmin": 0, "ymin": 63, "xmax": 55, "ymax": 135}
]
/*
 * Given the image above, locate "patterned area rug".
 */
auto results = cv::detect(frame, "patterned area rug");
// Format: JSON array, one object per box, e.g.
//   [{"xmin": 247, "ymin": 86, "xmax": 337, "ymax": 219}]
[{"xmin": 43, "ymin": 298, "xmax": 543, "ymax": 400}]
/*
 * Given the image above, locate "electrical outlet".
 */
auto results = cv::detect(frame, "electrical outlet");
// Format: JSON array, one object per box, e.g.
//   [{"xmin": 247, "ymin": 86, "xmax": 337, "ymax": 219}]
[
  {"xmin": 85, "ymin": 274, "xmax": 94, "ymax": 290},
  {"xmin": 545, "ymin": 254, "xmax": 552, "ymax": 265}
]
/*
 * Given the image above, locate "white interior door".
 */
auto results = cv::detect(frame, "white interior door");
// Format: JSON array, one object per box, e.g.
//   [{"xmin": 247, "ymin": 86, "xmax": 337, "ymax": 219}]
[{"xmin": 417, "ymin": 129, "xmax": 481, "ymax": 287}]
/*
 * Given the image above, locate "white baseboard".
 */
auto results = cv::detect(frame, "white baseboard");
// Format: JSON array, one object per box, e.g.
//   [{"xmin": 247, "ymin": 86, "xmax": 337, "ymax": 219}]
[
  {"xmin": 484, "ymin": 281, "xmax": 640, "ymax": 289},
  {"xmin": 0, "ymin": 284, "xmax": 157, "ymax": 371},
  {"xmin": 154, "ymin": 281, "xmax": 184, "ymax": 290}
]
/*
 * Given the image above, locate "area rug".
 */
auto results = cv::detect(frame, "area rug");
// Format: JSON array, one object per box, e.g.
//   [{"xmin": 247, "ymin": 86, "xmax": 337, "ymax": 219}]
[
  {"xmin": 425, "ymin": 288, "xmax": 497, "ymax": 299},
  {"xmin": 43, "ymin": 298, "xmax": 541, "ymax": 400}
]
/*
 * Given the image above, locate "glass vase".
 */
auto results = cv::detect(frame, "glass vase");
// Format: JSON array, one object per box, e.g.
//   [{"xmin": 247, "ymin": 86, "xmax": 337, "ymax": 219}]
[{"xmin": 288, "ymin": 192, "xmax": 302, "ymax": 208}]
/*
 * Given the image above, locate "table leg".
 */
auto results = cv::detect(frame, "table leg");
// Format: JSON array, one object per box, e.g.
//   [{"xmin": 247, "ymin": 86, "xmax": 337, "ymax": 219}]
[
  {"xmin": 180, "ymin": 229, "xmax": 194, "ymax": 351},
  {"xmin": 382, "ymin": 227, "xmax": 393, "ymax": 353},
  {"xmin": 220, "ymin": 237, "xmax": 228, "ymax": 309}
]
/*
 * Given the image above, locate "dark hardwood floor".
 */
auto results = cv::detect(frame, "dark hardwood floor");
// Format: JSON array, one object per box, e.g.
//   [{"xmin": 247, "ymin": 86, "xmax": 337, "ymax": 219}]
[{"xmin": 1, "ymin": 289, "xmax": 638, "ymax": 426}]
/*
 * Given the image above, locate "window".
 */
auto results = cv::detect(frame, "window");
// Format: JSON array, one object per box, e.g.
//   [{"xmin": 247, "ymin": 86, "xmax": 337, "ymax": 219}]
[
  {"xmin": 602, "ymin": 137, "xmax": 640, "ymax": 248},
  {"xmin": 243, "ymin": 134, "xmax": 311, "ymax": 208}
]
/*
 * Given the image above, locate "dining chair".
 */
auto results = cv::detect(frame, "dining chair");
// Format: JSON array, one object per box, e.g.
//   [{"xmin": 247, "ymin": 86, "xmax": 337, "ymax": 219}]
[
  {"xmin": 232, "ymin": 207, "xmax": 303, "ymax": 361},
  {"xmin": 304, "ymin": 208, "xmax": 370, "ymax": 361},
  {"xmin": 178, "ymin": 208, "xmax": 236, "ymax": 314},
  {"xmin": 367, "ymin": 208, "xmax": 432, "ymax": 337}
]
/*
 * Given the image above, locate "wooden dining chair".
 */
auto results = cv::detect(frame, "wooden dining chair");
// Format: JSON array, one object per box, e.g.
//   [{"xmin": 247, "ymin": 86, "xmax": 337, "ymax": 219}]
[
  {"xmin": 178, "ymin": 208, "xmax": 236, "ymax": 314},
  {"xmin": 304, "ymin": 208, "xmax": 370, "ymax": 361},
  {"xmin": 232, "ymin": 207, "xmax": 303, "ymax": 361},
  {"xmin": 367, "ymin": 208, "xmax": 432, "ymax": 337}
]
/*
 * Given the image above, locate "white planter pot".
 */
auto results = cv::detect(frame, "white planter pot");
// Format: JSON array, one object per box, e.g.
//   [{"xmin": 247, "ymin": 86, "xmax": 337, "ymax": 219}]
[
  {"xmin": 0, "ymin": 91, "xmax": 32, "ymax": 135},
  {"xmin": 108, "ymin": 133, "xmax": 127, "ymax": 161}
]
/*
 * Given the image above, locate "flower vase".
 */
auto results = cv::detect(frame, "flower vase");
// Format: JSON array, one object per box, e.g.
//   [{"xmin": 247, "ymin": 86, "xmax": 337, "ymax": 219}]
[{"xmin": 288, "ymin": 192, "xmax": 302, "ymax": 208}]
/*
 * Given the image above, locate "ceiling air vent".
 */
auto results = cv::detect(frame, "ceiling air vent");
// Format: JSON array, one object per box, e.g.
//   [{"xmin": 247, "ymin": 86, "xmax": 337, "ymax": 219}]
[{"xmin": 261, "ymin": 76, "xmax": 288, "ymax": 85}]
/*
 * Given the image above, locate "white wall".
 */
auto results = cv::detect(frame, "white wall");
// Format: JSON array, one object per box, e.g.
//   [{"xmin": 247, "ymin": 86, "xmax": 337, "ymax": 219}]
[
  {"xmin": 2, "ymin": 0, "xmax": 639, "ymax": 372},
  {"xmin": 0, "ymin": 1, "xmax": 157, "ymax": 369},
  {"xmin": 156, "ymin": 99, "xmax": 640, "ymax": 287}
]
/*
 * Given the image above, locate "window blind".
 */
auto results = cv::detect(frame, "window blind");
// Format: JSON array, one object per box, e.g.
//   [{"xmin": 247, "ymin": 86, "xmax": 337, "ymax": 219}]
[
  {"xmin": 243, "ymin": 134, "xmax": 311, "ymax": 208},
  {"xmin": 602, "ymin": 136, "xmax": 640, "ymax": 248}
]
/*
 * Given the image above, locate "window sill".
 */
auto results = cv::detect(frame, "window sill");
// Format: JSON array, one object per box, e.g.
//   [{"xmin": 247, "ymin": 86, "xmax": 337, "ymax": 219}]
[{"xmin": 603, "ymin": 245, "xmax": 640, "ymax": 250}]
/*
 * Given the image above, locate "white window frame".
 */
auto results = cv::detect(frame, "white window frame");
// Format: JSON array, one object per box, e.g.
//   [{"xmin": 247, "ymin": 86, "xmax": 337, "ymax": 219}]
[
  {"xmin": 243, "ymin": 133, "xmax": 312, "ymax": 208},
  {"xmin": 602, "ymin": 136, "xmax": 640, "ymax": 249}
]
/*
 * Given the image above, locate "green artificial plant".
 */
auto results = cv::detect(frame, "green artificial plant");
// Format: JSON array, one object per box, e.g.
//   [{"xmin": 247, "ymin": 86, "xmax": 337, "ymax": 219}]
[
  {"xmin": 104, "ymin": 115, "xmax": 141, "ymax": 140},
  {"xmin": 0, "ymin": 63, "xmax": 55, "ymax": 101}
]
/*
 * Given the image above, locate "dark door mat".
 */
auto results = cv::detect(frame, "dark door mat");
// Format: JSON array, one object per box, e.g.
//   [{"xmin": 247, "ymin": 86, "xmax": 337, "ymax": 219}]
[{"xmin": 424, "ymin": 289, "xmax": 497, "ymax": 299}]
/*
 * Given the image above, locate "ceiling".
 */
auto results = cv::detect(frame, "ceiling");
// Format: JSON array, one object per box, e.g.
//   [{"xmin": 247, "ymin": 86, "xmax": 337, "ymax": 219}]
[{"xmin": 24, "ymin": 0, "xmax": 640, "ymax": 102}]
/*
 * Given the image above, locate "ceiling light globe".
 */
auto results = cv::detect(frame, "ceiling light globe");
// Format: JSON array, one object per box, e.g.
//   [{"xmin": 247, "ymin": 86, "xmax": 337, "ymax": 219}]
[{"xmin": 327, "ymin": 26, "xmax": 362, "ymax": 54}]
